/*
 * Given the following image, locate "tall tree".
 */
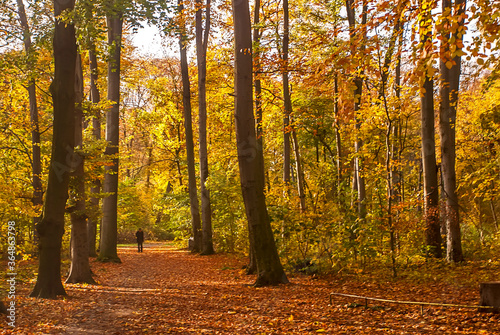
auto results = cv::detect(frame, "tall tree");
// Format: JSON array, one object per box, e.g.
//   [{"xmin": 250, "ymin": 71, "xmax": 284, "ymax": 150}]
[
  {"xmin": 66, "ymin": 54, "xmax": 96, "ymax": 284},
  {"xmin": 346, "ymin": 0, "xmax": 367, "ymax": 219},
  {"xmin": 196, "ymin": 0, "xmax": 215, "ymax": 255},
  {"xmin": 245, "ymin": 0, "xmax": 264, "ymax": 274},
  {"xmin": 85, "ymin": 1, "xmax": 102, "ymax": 258},
  {"xmin": 30, "ymin": 0, "xmax": 77, "ymax": 298},
  {"xmin": 378, "ymin": 7, "xmax": 405, "ymax": 276},
  {"xmin": 419, "ymin": 0, "xmax": 442, "ymax": 258},
  {"xmin": 439, "ymin": 0, "xmax": 466, "ymax": 262},
  {"xmin": 232, "ymin": 0, "xmax": 288, "ymax": 286},
  {"xmin": 99, "ymin": 1, "xmax": 123, "ymax": 262},
  {"xmin": 291, "ymin": 127, "xmax": 306, "ymax": 211},
  {"xmin": 281, "ymin": 0, "xmax": 306, "ymax": 212},
  {"xmin": 87, "ymin": 45, "xmax": 102, "ymax": 258},
  {"xmin": 16, "ymin": 0, "xmax": 43, "ymax": 237},
  {"xmin": 282, "ymin": 0, "xmax": 291, "ymax": 186},
  {"xmin": 179, "ymin": 0, "xmax": 202, "ymax": 252}
]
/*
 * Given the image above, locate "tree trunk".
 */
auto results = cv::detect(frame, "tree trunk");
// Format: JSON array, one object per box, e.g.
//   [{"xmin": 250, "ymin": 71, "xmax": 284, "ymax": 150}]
[
  {"xmin": 30, "ymin": 0, "xmax": 77, "ymax": 298},
  {"xmin": 246, "ymin": 0, "xmax": 263, "ymax": 274},
  {"xmin": 334, "ymin": 74, "xmax": 342, "ymax": 202},
  {"xmin": 179, "ymin": 0, "xmax": 202, "ymax": 252},
  {"xmin": 196, "ymin": 0, "xmax": 215, "ymax": 256},
  {"xmin": 346, "ymin": 0, "xmax": 367, "ymax": 220},
  {"xmin": 420, "ymin": 0, "xmax": 442, "ymax": 258},
  {"xmin": 99, "ymin": 9, "xmax": 123, "ymax": 263},
  {"xmin": 66, "ymin": 54, "xmax": 95, "ymax": 284},
  {"xmin": 232, "ymin": 0, "xmax": 288, "ymax": 286},
  {"xmin": 16, "ymin": 0, "xmax": 43, "ymax": 240},
  {"xmin": 378, "ymin": 15, "xmax": 403, "ymax": 277},
  {"xmin": 291, "ymin": 128, "xmax": 306, "ymax": 212},
  {"xmin": 440, "ymin": 0, "xmax": 465, "ymax": 263},
  {"xmin": 87, "ymin": 44, "xmax": 101, "ymax": 258},
  {"xmin": 282, "ymin": 0, "xmax": 291, "ymax": 187}
]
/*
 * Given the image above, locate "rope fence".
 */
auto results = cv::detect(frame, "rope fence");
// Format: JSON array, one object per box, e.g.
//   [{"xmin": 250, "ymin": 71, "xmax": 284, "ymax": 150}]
[{"xmin": 329, "ymin": 292, "xmax": 497, "ymax": 314}]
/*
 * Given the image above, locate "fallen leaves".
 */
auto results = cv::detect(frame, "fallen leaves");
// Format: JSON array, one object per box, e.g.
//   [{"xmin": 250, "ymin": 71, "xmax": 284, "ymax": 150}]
[{"xmin": 1, "ymin": 243, "xmax": 500, "ymax": 334}]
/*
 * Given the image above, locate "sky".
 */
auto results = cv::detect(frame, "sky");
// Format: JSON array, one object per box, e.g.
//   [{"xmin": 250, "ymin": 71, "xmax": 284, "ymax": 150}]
[{"xmin": 129, "ymin": 24, "xmax": 171, "ymax": 58}]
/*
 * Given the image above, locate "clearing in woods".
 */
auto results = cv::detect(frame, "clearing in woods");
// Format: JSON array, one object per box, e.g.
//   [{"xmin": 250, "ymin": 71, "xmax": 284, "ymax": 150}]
[{"xmin": 2, "ymin": 243, "xmax": 500, "ymax": 334}]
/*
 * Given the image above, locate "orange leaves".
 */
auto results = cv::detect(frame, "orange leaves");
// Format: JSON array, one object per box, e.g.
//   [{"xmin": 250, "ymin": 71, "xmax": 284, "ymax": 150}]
[{"xmin": 3, "ymin": 245, "xmax": 500, "ymax": 333}]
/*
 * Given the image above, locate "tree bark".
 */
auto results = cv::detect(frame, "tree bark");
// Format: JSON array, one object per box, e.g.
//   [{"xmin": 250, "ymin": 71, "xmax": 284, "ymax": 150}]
[
  {"xmin": 30, "ymin": 0, "xmax": 77, "ymax": 298},
  {"xmin": 99, "ymin": 8, "xmax": 123, "ymax": 263},
  {"xmin": 87, "ymin": 44, "xmax": 101, "ymax": 258},
  {"xmin": 439, "ymin": 0, "xmax": 465, "ymax": 262},
  {"xmin": 179, "ymin": 0, "xmax": 202, "ymax": 252},
  {"xmin": 232, "ymin": 0, "xmax": 288, "ymax": 286},
  {"xmin": 245, "ymin": 0, "xmax": 263, "ymax": 274},
  {"xmin": 420, "ymin": 0, "xmax": 442, "ymax": 258},
  {"xmin": 282, "ymin": 0, "xmax": 291, "ymax": 186},
  {"xmin": 291, "ymin": 128, "xmax": 306, "ymax": 212},
  {"xmin": 334, "ymin": 74, "xmax": 342, "ymax": 200},
  {"xmin": 16, "ymin": 0, "xmax": 43, "ymax": 240},
  {"xmin": 196, "ymin": 0, "xmax": 215, "ymax": 256},
  {"xmin": 66, "ymin": 54, "xmax": 96, "ymax": 284},
  {"xmin": 346, "ymin": 0, "xmax": 367, "ymax": 220}
]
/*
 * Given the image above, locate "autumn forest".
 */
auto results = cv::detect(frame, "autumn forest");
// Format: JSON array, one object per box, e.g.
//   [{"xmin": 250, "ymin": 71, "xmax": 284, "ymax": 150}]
[{"xmin": 1, "ymin": 0, "xmax": 500, "ymax": 332}]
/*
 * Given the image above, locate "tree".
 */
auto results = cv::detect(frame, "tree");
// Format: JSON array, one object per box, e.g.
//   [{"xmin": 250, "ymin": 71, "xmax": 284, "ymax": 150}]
[
  {"xmin": 16, "ymin": 0, "xmax": 43, "ymax": 239},
  {"xmin": 99, "ymin": 1, "xmax": 123, "ymax": 262},
  {"xmin": 281, "ymin": 0, "xmax": 305, "ymax": 212},
  {"xmin": 282, "ymin": 0, "xmax": 291, "ymax": 187},
  {"xmin": 346, "ymin": 0, "xmax": 367, "ymax": 220},
  {"xmin": 196, "ymin": 0, "xmax": 215, "ymax": 255},
  {"xmin": 30, "ymin": 0, "xmax": 77, "ymax": 298},
  {"xmin": 179, "ymin": 0, "xmax": 202, "ymax": 252},
  {"xmin": 439, "ymin": 0, "xmax": 466, "ymax": 262},
  {"xmin": 232, "ymin": 0, "xmax": 288, "ymax": 286},
  {"xmin": 419, "ymin": 0, "xmax": 442, "ymax": 258},
  {"xmin": 84, "ymin": 0, "xmax": 103, "ymax": 258},
  {"xmin": 66, "ymin": 54, "xmax": 96, "ymax": 284}
]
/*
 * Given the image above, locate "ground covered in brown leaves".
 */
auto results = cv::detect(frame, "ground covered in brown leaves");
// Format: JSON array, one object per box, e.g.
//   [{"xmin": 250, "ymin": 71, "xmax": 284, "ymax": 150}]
[{"xmin": 2, "ymin": 243, "xmax": 500, "ymax": 334}]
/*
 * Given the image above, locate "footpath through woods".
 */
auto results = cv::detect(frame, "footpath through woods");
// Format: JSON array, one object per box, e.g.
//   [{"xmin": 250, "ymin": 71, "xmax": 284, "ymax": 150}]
[{"xmin": 2, "ymin": 243, "xmax": 500, "ymax": 334}]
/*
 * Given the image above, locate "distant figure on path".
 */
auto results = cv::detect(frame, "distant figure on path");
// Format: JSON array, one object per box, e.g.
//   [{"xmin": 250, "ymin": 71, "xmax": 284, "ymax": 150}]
[{"xmin": 136, "ymin": 228, "xmax": 144, "ymax": 252}]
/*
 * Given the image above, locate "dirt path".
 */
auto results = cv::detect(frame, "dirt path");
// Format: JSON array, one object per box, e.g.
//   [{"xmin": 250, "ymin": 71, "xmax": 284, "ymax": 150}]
[{"xmin": 3, "ymin": 243, "xmax": 500, "ymax": 334}]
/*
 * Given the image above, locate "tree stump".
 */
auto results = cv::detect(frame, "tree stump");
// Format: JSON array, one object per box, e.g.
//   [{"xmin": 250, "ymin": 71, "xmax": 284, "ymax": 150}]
[{"xmin": 479, "ymin": 282, "xmax": 500, "ymax": 313}]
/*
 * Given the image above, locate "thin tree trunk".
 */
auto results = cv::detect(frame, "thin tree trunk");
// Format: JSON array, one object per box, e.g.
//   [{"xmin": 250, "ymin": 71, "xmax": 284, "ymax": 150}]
[
  {"xmin": 346, "ymin": 0, "xmax": 367, "ymax": 220},
  {"xmin": 30, "ymin": 0, "xmax": 77, "ymax": 298},
  {"xmin": 420, "ymin": 0, "xmax": 442, "ymax": 258},
  {"xmin": 66, "ymin": 54, "xmax": 96, "ymax": 284},
  {"xmin": 87, "ymin": 25, "xmax": 101, "ymax": 257},
  {"xmin": 246, "ymin": 0, "xmax": 263, "ymax": 274},
  {"xmin": 291, "ymin": 128, "xmax": 306, "ymax": 212},
  {"xmin": 378, "ymin": 12, "xmax": 404, "ymax": 277},
  {"xmin": 232, "ymin": 0, "xmax": 288, "ymax": 286},
  {"xmin": 99, "ymin": 8, "xmax": 123, "ymax": 263},
  {"xmin": 282, "ymin": 0, "xmax": 291, "ymax": 186},
  {"xmin": 392, "ymin": 19, "xmax": 403, "ymax": 213},
  {"xmin": 491, "ymin": 200, "xmax": 499, "ymax": 231},
  {"xmin": 440, "ymin": 0, "xmax": 465, "ymax": 262},
  {"xmin": 196, "ymin": 0, "xmax": 215, "ymax": 255},
  {"xmin": 334, "ymin": 74, "xmax": 342, "ymax": 201},
  {"xmin": 16, "ymin": 0, "xmax": 43, "ymax": 240},
  {"xmin": 179, "ymin": 0, "xmax": 202, "ymax": 252}
]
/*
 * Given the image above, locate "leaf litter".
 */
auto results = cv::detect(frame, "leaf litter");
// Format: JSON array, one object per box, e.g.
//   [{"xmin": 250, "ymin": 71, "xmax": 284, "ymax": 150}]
[{"xmin": 1, "ymin": 243, "xmax": 500, "ymax": 334}]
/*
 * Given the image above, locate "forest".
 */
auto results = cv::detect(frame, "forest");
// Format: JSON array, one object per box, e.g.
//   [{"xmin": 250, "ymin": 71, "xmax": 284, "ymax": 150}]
[{"xmin": 0, "ymin": 0, "xmax": 500, "ymax": 332}]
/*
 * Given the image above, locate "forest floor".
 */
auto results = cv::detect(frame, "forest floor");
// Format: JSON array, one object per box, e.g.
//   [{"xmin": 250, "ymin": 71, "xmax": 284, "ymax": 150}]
[{"xmin": 1, "ymin": 242, "xmax": 500, "ymax": 334}]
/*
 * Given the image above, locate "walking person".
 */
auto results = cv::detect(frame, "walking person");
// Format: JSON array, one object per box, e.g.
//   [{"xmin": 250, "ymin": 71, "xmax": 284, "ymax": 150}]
[{"xmin": 136, "ymin": 228, "xmax": 144, "ymax": 252}]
